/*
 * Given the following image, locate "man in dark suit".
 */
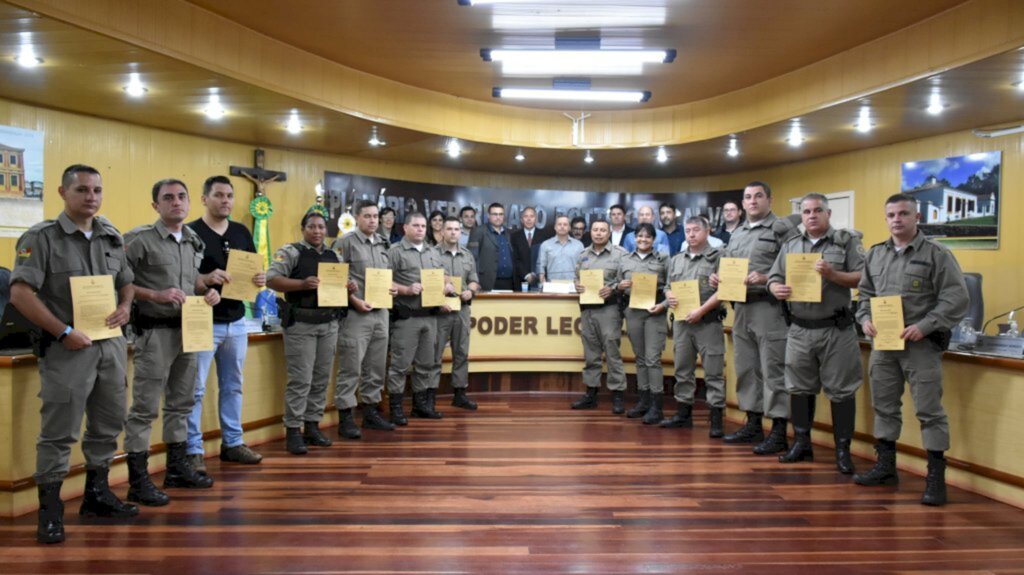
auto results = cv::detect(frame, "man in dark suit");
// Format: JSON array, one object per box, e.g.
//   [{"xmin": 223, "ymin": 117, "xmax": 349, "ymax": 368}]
[
  {"xmin": 609, "ymin": 204, "xmax": 633, "ymax": 247},
  {"xmin": 510, "ymin": 207, "xmax": 552, "ymax": 291},
  {"xmin": 468, "ymin": 202, "xmax": 517, "ymax": 291}
]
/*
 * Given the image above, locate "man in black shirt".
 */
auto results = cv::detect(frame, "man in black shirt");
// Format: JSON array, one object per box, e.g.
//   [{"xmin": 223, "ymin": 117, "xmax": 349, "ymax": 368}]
[{"xmin": 185, "ymin": 176, "xmax": 267, "ymax": 473}]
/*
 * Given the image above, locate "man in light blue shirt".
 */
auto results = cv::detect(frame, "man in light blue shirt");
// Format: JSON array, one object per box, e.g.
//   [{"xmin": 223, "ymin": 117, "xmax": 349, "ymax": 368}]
[
  {"xmin": 537, "ymin": 214, "xmax": 584, "ymax": 282},
  {"xmin": 623, "ymin": 205, "xmax": 670, "ymax": 255}
]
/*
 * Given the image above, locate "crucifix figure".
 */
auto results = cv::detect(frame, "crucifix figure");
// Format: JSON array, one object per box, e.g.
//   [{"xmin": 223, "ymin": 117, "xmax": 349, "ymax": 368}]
[{"xmin": 230, "ymin": 148, "xmax": 287, "ymax": 197}]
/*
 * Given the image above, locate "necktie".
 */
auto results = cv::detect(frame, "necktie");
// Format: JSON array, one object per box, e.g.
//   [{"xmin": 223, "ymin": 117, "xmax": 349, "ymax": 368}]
[{"xmin": 527, "ymin": 230, "xmax": 533, "ymax": 246}]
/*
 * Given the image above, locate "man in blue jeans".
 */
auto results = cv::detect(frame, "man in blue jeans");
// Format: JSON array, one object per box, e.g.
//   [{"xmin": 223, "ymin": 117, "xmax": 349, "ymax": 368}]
[{"xmin": 185, "ymin": 176, "xmax": 266, "ymax": 472}]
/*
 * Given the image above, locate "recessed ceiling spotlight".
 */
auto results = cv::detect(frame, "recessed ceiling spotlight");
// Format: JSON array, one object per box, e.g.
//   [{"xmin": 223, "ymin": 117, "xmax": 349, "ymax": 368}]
[
  {"xmin": 583, "ymin": 150, "xmax": 595, "ymax": 164},
  {"xmin": 446, "ymin": 138, "xmax": 462, "ymax": 159},
  {"xmin": 203, "ymin": 92, "xmax": 226, "ymax": 120},
  {"xmin": 1014, "ymin": 78, "xmax": 1024, "ymax": 91},
  {"xmin": 927, "ymin": 92, "xmax": 945, "ymax": 115},
  {"xmin": 655, "ymin": 146, "xmax": 668, "ymax": 164},
  {"xmin": 514, "ymin": 149, "xmax": 525, "ymax": 162},
  {"xmin": 787, "ymin": 120, "xmax": 804, "ymax": 147},
  {"xmin": 727, "ymin": 137, "xmax": 739, "ymax": 158},
  {"xmin": 855, "ymin": 106, "xmax": 873, "ymax": 133},
  {"xmin": 286, "ymin": 109, "xmax": 302, "ymax": 134},
  {"xmin": 368, "ymin": 126, "xmax": 386, "ymax": 147},
  {"xmin": 15, "ymin": 44, "xmax": 41, "ymax": 68},
  {"xmin": 123, "ymin": 72, "xmax": 147, "ymax": 97}
]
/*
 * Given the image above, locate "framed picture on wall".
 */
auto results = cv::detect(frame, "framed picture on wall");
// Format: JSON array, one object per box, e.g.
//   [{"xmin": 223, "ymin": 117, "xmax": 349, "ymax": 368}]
[
  {"xmin": 900, "ymin": 151, "xmax": 1001, "ymax": 250},
  {"xmin": 0, "ymin": 125, "xmax": 44, "ymax": 238}
]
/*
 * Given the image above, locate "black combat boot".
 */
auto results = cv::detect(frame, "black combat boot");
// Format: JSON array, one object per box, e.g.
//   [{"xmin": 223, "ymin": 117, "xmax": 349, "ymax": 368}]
[
  {"xmin": 411, "ymin": 390, "xmax": 443, "ymax": 419},
  {"xmin": 304, "ymin": 421, "xmax": 334, "ymax": 446},
  {"xmin": 753, "ymin": 417, "xmax": 790, "ymax": 455},
  {"xmin": 708, "ymin": 407, "xmax": 724, "ymax": 438},
  {"xmin": 921, "ymin": 451, "xmax": 948, "ymax": 506},
  {"xmin": 642, "ymin": 393, "xmax": 664, "ymax": 425},
  {"xmin": 126, "ymin": 451, "xmax": 170, "ymax": 507},
  {"xmin": 389, "ymin": 393, "xmax": 408, "ymax": 426},
  {"xmin": 79, "ymin": 467, "xmax": 140, "ymax": 518},
  {"xmin": 626, "ymin": 389, "xmax": 651, "ymax": 418},
  {"xmin": 854, "ymin": 440, "xmax": 899, "ymax": 486},
  {"xmin": 361, "ymin": 404, "xmax": 396, "ymax": 431},
  {"xmin": 660, "ymin": 403, "xmax": 693, "ymax": 428},
  {"xmin": 426, "ymin": 388, "xmax": 444, "ymax": 418},
  {"xmin": 723, "ymin": 412, "xmax": 764, "ymax": 444},
  {"xmin": 451, "ymin": 387, "xmax": 478, "ymax": 410},
  {"xmin": 779, "ymin": 395, "xmax": 813, "ymax": 463},
  {"xmin": 36, "ymin": 481, "xmax": 65, "ymax": 544},
  {"xmin": 831, "ymin": 398, "xmax": 856, "ymax": 474},
  {"xmin": 164, "ymin": 442, "xmax": 215, "ymax": 487},
  {"xmin": 337, "ymin": 408, "xmax": 363, "ymax": 439},
  {"xmin": 571, "ymin": 387, "xmax": 599, "ymax": 410},
  {"xmin": 285, "ymin": 427, "xmax": 308, "ymax": 455},
  {"xmin": 611, "ymin": 390, "xmax": 625, "ymax": 415}
]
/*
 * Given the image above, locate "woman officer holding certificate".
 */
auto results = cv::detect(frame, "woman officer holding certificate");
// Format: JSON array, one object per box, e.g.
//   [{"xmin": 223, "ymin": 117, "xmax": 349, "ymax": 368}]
[
  {"xmin": 616, "ymin": 223, "xmax": 669, "ymax": 425},
  {"xmin": 267, "ymin": 209, "xmax": 354, "ymax": 455}
]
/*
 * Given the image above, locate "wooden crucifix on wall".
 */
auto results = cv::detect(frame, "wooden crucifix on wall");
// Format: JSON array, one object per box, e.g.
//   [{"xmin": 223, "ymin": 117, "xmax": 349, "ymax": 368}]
[{"xmin": 230, "ymin": 148, "xmax": 287, "ymax": 197}]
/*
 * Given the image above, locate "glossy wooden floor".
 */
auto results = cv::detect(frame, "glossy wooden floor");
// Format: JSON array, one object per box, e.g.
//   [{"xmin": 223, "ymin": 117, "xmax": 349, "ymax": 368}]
[{"xmin": 5, "ymin": 393, "xmax": 1024, "ymax": 575}]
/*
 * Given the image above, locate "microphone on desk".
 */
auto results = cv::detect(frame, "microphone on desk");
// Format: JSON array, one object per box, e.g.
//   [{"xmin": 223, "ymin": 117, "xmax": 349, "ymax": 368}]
[{"xmin": 981, "ymin": 305, "xmax": 1024, "ymax": 335}]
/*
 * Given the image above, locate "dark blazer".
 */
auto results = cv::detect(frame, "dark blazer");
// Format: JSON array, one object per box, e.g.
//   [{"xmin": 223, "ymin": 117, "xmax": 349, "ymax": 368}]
[
  {"xmin": 510, "ymin": 226, "xmax": 553, "ymax": 286},
  {"xmin": 468, "ymin": 224, "xmax": 516, "ymax": 291},
  {"xmin": 610, "ymin": 225, "xmax": 633, "ymax": 246}
]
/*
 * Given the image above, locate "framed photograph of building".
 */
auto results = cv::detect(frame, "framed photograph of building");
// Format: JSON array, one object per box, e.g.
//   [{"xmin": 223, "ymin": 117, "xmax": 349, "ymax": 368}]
[
  {"xmin": 900, "ymin": 152, "xmax": 1001, "ymax": 249},
  {"xmin": 0, "ymin": 125, "xmax": 44, "ymax": 238}
]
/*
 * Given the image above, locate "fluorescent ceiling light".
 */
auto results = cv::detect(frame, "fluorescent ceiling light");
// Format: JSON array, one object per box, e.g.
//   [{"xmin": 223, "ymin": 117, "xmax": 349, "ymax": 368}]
[
  {"xmin": 124, "ymin": 72, "xmax": 147, "ymax": 97},
  {"xmin": 483, "ymin": 49, "xmax": 674, "ymax": 76},
  {"xmin": 973, "ymin": 125, "xmax": 1024, "ymax": 138},
  {"xmin": 494, "ymin": 87, "xmax": 650, "ymax": 103},
  {"xmin": 479, "ymin": 3, "xmax": 666, "ymax": 30}
]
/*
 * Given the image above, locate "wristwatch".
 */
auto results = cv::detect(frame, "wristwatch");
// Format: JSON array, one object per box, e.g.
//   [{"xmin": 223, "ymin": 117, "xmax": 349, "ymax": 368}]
[{"xmin": 57, "ymin": 325, "xmax": 73, "ymax": 342}]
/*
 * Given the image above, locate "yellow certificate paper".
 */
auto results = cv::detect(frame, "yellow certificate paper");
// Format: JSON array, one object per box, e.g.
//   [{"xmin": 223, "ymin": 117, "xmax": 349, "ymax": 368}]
[
  {"xmin": 446, "ymin": 277, "xmax": 462, "ymax": 312},
  {"xmin": 786, "ymin": 253, "xmax": 822, "ymax": 303},
  {"xmin": 871, "ymin": 295, "xmax": 905, "ymax": 351},
  {"xmin": 317, "ymin": 262, "xmax": 349, "ymax": 307},
  {"xmin": 717, "ymin": 257, "xmax": 748, "ymax": 302},
  {"xmin": 579, "ymin": 269, "xmax": 605, "ymax": 305},
  {"xmin": 420, "ymin": 268, "xmax": 446, "ymax": 308},
  {"xmin": 70, "ymin": 275, "xmax": 121, "ymax": 341},
  {"xmin": 181, "ymin": 296, "xmax": 214, "ymax": 353},
  {"xmin": 364, "ymin": 268, "xmax": 393, "ymax": 309},
  {"xmin": 671, "ymin": 280, "xmax": 702, "ymax": 314},
  {"xmin": 629, "ymin": 272, "xmax": 658, "ymax": 310},
  {"xmin": 221, "ymin": 249, "xmax": 264, "ymax": 303}
]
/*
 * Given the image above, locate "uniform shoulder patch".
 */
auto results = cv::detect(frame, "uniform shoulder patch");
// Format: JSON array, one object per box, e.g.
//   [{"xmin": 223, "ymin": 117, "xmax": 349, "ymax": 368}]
[{"xmin": 17, "ymin": 247, "xmax": 31, "ymax": 259}]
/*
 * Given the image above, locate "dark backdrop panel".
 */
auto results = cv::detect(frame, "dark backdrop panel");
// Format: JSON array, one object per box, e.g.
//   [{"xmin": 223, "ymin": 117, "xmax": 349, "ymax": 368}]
[{"xmin": 323, "ymin": 171, "xmax": 742, "ymax": 238}]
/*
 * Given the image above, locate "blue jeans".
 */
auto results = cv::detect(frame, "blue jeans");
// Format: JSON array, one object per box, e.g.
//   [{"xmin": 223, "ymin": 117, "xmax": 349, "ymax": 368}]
[{"xmin": 186, "ymin": 319, "xmax": 248, "ymax": 455}]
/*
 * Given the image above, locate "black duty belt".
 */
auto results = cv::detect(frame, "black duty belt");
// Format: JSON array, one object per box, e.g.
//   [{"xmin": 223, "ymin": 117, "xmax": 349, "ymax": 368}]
[
  {"xmin": 580, "ymin": 300, "xmax": 618, "ymax": 311},
  {"xmin": 136, "ymin": 315, "xmax": 182, "ymax": 330},
  {"xmin": 291, "ymin": 307, "xmax": 344, "ymax": 324},
  {"xmin": 741, "ymin": 290, "xmax": 777, "ymax": 303},
  {"xmin": 790, "ymin": 312, "xmax": 854, "ymax": 330}
]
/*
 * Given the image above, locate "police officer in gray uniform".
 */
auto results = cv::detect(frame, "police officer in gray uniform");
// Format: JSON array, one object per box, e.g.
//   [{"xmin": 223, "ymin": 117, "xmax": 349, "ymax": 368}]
[
  {"xmin": 617, "ymin": 223, "xmax": 670, "ymax": 424},
  {"xmin": 662, "ymin": 216, "xmax": 727, "ymax": 435},
  {"xmin": 331, "ymin": 200, "xmax": 398, "ymax": 431},
  {"xmin": 388, "ymin": 212, "xmax": 453, "ymax": 420},
  {"xmin": 268, "ymin": 210, "xmax": 355, "ymax": 451},
  {"xmin": 433, "ymin": 216, "xmax": 481, "ymax": 410},
  {"xmin": 123, "ymin": 178, "xmax": 219, "ymax": 507},
  {"xmin": 571, "ymin": 218, "xmax": 628, "ymax": 413},
  {"xmin": 11, "ymin": 164, "xmax": 139, "ymax": 544},
  {"xmin": 712, "ymin": 181, "xmax": 800, "ymax": 454},
  {"xmin": 767, "ymin": 193, "xmax": 864, "ymax": 473},
  {"xmin": 855, "ymin": 193, "xmax": 968, "ymax": 506}
]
